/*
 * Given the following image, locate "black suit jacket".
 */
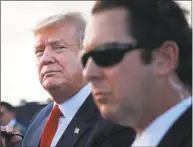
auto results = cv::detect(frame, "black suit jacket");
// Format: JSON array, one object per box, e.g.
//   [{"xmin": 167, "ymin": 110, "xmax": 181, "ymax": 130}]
[
  {"xmin": 157, "ymin": 106, "xmax": 192, "ymax": 147},
  {"xmin": 22, "ymin": 94, "xmax": 135, "ymax": 147}
]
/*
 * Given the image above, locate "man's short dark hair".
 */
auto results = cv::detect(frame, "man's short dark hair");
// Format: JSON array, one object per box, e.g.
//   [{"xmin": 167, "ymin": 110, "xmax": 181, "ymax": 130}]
[
  {"xmin": 92, "ymin": 0, "xmax": 192, "ymax": 89},
  {"xmin": 0, "ymin": 102, "xmax": 15, "ymax": 113}
]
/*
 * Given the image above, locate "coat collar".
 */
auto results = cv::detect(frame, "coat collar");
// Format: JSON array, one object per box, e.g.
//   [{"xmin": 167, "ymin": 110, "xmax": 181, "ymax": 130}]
[{"xmin": 157, "ymin": 106, "xmax": 192, "ymax": 147}]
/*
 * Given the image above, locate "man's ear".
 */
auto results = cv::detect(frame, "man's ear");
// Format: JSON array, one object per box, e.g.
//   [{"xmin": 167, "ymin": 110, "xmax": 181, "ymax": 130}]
[{"xmin": 152, "ymin": 41, "xmax": 179, "ymax": 76}]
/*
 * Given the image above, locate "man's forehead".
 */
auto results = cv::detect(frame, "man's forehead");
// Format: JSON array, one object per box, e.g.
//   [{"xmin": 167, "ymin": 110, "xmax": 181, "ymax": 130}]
[
  {"xmin": 83, "ymin": 8, "xmax": 133, "ymax": 51},
  {"xmin": 35, "ymin": 35, "xmax": 61, "ymax": 46},
  {"xmin": 35, "ymin": 25, "xmax": 76, "ymax": 45}
]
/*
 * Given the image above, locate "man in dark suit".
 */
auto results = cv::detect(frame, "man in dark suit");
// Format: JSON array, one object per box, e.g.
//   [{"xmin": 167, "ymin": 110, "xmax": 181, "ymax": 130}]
[
  {"xmin": 81, "ymin": 0, "xmax": 192, "ymax": 147},
  {"xmin": 0, "ymin": 102, "xmax": 26, "ymax": 135},
  {"xmin": 8, "ymin": 11, "xmax": 134, "ymax": 147}
]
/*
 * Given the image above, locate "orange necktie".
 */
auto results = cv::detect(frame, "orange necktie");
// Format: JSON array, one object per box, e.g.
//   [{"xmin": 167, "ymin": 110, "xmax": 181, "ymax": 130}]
[{"xmin": 40, "ymin": 105, "xmax": 62, "ymax": 147}]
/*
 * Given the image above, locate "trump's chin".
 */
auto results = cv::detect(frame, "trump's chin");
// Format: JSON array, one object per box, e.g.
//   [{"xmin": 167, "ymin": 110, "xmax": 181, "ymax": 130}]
[{"xmin": 42, "ymin": 79, "xmax": 61, "ymax": 91}]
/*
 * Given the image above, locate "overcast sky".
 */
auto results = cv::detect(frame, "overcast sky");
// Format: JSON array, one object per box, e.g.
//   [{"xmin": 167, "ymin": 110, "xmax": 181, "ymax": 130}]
[{"xmin": 1, "ymin": 1, "xmax": 191, "ymax": 106}]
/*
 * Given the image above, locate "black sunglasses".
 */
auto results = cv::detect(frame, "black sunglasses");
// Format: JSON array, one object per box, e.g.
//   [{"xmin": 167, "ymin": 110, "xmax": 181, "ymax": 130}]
[{"xmin": 81, "ymin": 43, "xmax": 139, "ymax": 68}]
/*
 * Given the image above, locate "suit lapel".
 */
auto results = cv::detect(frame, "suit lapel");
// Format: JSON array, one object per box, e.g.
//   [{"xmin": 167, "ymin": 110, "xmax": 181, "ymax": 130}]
[
  {"xmin": 57, "ymin": 94, "xmax": 98, "ymax": 147},
  {"xmin": 38, "ymin": 103, "xmax": 54, "ymax": 146},
  {"xmin": 33, "ymin": 102, "xmax": 53, "ymax": 147},
  {"xmin": 35, "ymin": 116, "xmax": 49, "ymax": 147},
  {"xmin": 157, "ymin": 106, "xmax": 192, "ymax": 147}
]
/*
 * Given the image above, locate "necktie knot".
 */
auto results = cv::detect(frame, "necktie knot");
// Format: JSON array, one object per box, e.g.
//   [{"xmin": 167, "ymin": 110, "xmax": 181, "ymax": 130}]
[{"xmin": 52, "ymin": 105, "xmax": 63, "ymax": 118}]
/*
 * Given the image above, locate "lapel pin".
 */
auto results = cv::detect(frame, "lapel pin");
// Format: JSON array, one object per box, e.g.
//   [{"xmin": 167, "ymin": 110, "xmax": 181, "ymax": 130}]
[{"xmin": 74, "ymin": 127, "xmax": 80, "ymax": 134}]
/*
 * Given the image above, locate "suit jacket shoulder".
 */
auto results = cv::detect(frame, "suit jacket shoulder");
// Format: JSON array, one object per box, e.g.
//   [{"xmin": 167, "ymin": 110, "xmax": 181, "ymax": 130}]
[{"xmin": 158, "ymin": 106, "xmax": 192, "ymax": 147}]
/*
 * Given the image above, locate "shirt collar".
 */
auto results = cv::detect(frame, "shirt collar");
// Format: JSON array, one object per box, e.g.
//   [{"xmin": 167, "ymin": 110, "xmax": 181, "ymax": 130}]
[
  {"xmin": 132, "ymin": 96, "xmax": 192, "ymax": 147},
  {"xmin": 54, "ymin": 83, "xmax": 92, "ymax": 122}
]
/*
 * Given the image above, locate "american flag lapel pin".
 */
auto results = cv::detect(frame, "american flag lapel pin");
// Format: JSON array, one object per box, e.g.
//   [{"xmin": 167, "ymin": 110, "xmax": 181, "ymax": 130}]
[{"xmin": 74, "ymin": 127, "xmax": 80, "ymax": 134}]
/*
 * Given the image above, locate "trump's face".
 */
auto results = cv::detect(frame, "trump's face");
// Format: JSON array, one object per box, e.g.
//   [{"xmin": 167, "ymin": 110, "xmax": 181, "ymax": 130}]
[
  {"xmin": 82, "ymin": 8, "xmax": 157, "ymax": 127},
  {"xmin": 35, "ymin": 23, "xmax": 84, "ymax": 101}
]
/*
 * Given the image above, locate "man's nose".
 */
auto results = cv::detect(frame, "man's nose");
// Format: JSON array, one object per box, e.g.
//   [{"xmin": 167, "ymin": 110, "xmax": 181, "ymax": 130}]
[
  {"xmin": 40, "ymin": 49, "xmax": 55, "ymax": 65},
  {"xmin": 83, "ymin": 58, "xmax": 102, "ymax": 82}
]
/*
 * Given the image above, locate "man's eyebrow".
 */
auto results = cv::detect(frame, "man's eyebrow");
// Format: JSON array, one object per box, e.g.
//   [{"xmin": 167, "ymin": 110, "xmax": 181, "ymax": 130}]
[
  {"xmin": 48, "ymin": 40, "xmax": 72, "ymax": 47},
  {"xmin": 34, "ymin": 40, "xmax": 60, "ymax": 49},
  {"xmin": 86, "ymin": 42, "xmax": 118, "ymax": 50},
  {"xmin": 94, "ymin": 42, "xmax": 138, "ymax": 50},
  {"xmin": 83, "ymin": 43, "xmax": 102, "ymax": 51},
  {"xmin": 48, "ymin": 40, "xmax": 61, "ymax": 46},
  {"xmin": 34, "ymin": 39, "xmax": 71, "ymax": 51}
]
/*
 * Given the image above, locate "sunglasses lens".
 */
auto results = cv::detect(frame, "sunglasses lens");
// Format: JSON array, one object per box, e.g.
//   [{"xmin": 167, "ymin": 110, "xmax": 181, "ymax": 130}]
[
  {"xmin": 81, "ymin": 42, "xmax": 136, "ymax": 68},
  {"xmin": 94, "ymin": 49, "xmax": 124, "ymax": 67},
  {"xmin": 81, "ymin": 53, "xmax": 87, "ymax": 67}
]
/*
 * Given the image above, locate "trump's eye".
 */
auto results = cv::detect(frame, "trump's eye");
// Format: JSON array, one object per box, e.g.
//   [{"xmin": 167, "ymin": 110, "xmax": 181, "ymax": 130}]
[
  {"xmin": 54, "ymin": 46, "xmax": 66, "ymax": 52},
  {"xmin": 35, "ymin": 46, "xmax": 45, "ymax": 57}
]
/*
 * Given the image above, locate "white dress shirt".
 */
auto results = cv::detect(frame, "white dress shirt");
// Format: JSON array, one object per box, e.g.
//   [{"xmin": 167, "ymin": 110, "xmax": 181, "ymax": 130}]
[
  {"xmin": 132, "ymin": 96, "xmax": 192, "ymax": 147},
  {"xmin": 51, "ymin": 83, "xmax": 92, "ymax": 146}
]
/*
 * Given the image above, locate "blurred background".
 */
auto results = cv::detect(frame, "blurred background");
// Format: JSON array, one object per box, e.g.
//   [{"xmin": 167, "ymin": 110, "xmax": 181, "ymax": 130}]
[{"xmin": 1, "ymin": 1, "xmax": 192, "ymax": 127}]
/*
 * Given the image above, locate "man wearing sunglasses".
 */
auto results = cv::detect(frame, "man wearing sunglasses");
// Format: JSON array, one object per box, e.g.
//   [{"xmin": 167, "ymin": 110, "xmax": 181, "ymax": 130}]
[{"xmin": 81, "ymin": 0, "xmax": 192, "ymax": 147}]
